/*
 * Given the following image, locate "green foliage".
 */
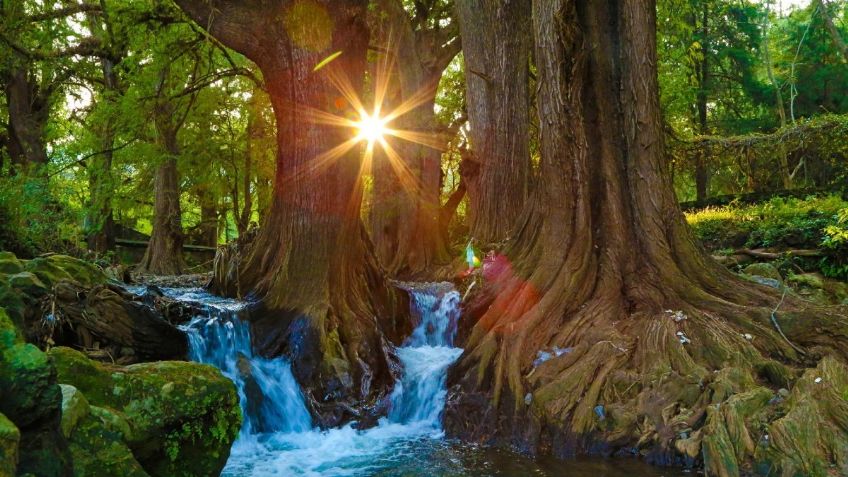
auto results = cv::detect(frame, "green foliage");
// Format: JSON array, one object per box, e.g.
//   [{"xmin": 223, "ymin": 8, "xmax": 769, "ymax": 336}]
[
  {"xmin": 0, "ymin": 175, "xmax": 84, "ymax": 257},
  {"xmin": 687, "ymin": 194, "xmax": 847, "ymax": 248},
  {"xmin": 821, "ymin": 207, "xmax": 848, "ymax": 279}
]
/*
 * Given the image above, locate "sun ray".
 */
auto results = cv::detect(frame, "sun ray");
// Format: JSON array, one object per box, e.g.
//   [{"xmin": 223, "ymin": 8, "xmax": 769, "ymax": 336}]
[
  {"xmin": 378, "ymin": 137, "xmax": 423, "ymax": 197},
  {"xmin": 384, "ymin": 128, "xmax": 448, "ymax": 151}
]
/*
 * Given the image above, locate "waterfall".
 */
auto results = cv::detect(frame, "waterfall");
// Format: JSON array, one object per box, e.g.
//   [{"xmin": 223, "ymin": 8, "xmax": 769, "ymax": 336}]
[{"xmin": 162, "ymin": 283, "xmax": 462, "ymax": 476}]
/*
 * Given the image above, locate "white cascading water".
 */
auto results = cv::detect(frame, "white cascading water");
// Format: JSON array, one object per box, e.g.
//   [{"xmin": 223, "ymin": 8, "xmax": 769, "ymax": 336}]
[{"xmin": 167, "ymin": 283, "xmax": 463, "ymax": 476}]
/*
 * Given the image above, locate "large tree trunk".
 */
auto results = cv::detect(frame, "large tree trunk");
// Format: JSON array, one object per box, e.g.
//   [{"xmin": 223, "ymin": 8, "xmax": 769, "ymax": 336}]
[
  {"xmin": 446, "ymin": 1, "xmax": 848, "ymax": 473},
  {"xmin": 367, "ymin": 0, "xmax": 457, "ymax": 277},
  {"xmin": 455, "ymin": 0, "xmax": 532, "ymax": 245},
  {"xmin": 175, "ymin": 0, "xmax": 411, "ymax": 426},
  {"xmin": 4, "ymin": 66, "xmax": 50, "ymax": 173},
  {"xmin": 138, "ymin": 154, "xmax": 185, "ymax": 275}
]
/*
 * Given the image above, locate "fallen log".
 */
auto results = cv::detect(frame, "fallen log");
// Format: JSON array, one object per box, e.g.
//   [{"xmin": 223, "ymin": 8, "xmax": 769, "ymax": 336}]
[{"xmin": 37, "ymin": 281, "xmax": 188, "ymax": 363}]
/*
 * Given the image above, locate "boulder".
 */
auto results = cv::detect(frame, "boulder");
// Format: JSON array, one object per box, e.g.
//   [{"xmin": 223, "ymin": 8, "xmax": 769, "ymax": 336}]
[
  {"xmin": 59, "ymin": 385, "xmax": 89, "ymax": 439},
  {"xmin": 49, "ymin": 346, "xmax": 241, "ymax": 477},
  {"xmin": 788, "ymin": 273, "xmax": 848, "ymax": 305},
  {"xmin": 66, "ymin": 411, "xmax": 148, "ymax": 477},
  {"xmin": 0, "ymin": 251, "xmax": 24, "ymax": 275},
  {"xmin": 742, "ymin": 262, "xmax": 782, "ymax": 282},
  {"xmin": 0, "ymin": 307, "xmax": 70, "ymax": 477}
]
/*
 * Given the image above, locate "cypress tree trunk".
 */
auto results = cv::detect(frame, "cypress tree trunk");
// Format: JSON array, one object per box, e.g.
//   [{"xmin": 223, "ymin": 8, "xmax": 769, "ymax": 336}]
[
  {"xmin": 367, "ymin": 0, "xmax": 458, "ymax": 277},
  {"xmin": 446, "ymin": 1, "xmax": 848, "ymax": 473},
  {"xmin": 4, "ymin": 66, "xmax": 50, "ymax": 172},
  {"xmin": 175, "ymin": 0, "xmax": 410, "ymax": 423},
  {"xmin": 138, "ymin": 152, "xmax": 185, "ymax": 275},
  {"xmin": 455, "ymin": 0, "xmax": 532, "ymax": 245}
]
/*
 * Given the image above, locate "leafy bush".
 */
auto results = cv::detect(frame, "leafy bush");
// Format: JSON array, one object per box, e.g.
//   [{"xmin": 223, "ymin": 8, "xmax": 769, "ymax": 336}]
[
  {"xmin": 687, "ymin": 195, "xmax": 848, "ymax": 251},
  {"xmin": 0, "ymin": 176, "xmax": 84, "ymax": 258},
  {"xmin": 821, "ymin": 208, "xmax": 848, "ymax": 280}
]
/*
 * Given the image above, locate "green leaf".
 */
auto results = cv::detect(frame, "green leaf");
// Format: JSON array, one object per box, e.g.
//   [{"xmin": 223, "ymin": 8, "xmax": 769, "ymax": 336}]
[{"xmin": 313, "ymin": 51, "xmax": 343, "ymax": 72}]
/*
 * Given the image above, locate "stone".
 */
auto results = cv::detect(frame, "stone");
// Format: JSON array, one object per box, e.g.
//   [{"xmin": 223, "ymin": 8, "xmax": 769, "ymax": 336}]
[
  {"xmin": 0, "ymin": 412, "xmax": 20, "ymax": 477},
  {"xmin": 6, "ymin": 272, "xmax": 48, "ymax": 300},
  {"xmin": 742, "ymin": 262, "xmax": 782, "ymax": 281},
  {"xmin": 49, "ymin": 346, "xmax": 241, "ymax": 477},
  {"xmin": 67, "ymin": 412, "xmax": 149, "ymax": 477},
  {"xmin": 59, "ymin": 385, "xmax": 90, "ymax": 438},
  {"xmin": 0, "ymin": 252, "xmax": 24, "ymax": 275}
]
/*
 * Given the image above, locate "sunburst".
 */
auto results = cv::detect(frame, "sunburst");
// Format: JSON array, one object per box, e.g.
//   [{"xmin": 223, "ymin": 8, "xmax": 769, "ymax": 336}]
[{"xmin": 294, "ymin": 45, "xmax": 445, "ymax": 197}]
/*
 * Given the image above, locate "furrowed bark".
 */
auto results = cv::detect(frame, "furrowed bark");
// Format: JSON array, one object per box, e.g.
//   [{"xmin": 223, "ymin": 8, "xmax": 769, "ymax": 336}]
[
  {"xmin": 175, "ymin": 0, "xmax": 411, "ymax": 425},
  {"xmin": 445, "ymin": 1, "xmax": 848, "ymax": 473},
  {"xmin": 455, "ymin": 0, "xmax": 532, "ymax": 245}
]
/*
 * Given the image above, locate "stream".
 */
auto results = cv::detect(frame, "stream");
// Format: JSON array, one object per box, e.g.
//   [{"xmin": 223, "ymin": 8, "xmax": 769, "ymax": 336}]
[{"xmin": 156, "ymin": 285, "xmax": 689, "ymax": 477}]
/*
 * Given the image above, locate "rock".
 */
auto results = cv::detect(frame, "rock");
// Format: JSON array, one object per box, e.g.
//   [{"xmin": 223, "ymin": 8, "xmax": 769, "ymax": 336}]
[
  {"xmin": 49, "ymin": 346, "xmax": 241, "ymax": 477},
  {"xmin": 67, "ymin": 412, "xmax": 148, "ymax": 477},
  {"xmin": 59, "ymin": 385, "xmax": 89, "ymax": 438},
  {"xmin": 6, "ymin": 272, "xmax": 48, "ymax": 300},
  {"xmin": 748, "ymin": 275, "xmax": 782, "ymax": 289},
  {"xmin": 0, "ymin": 412, "xmax": 20, "ymax": 477},
  {"xmin": 0, "ymin": 307, "xmax": 70, "ymax": 477},
  {"xmin": 743, "ymin": 263, "xmax": 782, "ymax": 281},
  {"xmin": 787, "ymin": 273, "xmax": 848, "ymax": 305},
  {"xmin": 0, "ymin": 251, "xmax": 24, "ymax": 275},
  {"xmin": 24, "ymin": 254, "xmax": 107, "ymax": 289}
]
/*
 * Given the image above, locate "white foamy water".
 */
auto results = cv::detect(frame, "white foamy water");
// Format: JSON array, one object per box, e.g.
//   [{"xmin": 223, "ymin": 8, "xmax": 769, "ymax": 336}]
[{"xmin": 163, "ymin": 284, "xmax": 462, "ymax": 477}]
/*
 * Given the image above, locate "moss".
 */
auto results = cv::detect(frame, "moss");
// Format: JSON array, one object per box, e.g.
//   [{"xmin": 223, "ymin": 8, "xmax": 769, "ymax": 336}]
[
  {"xmin": 23, "ymin": 255, "xmax": 106, "ymax": 289},
  {"xmin": 742, "ymin": 263, "xmax": 782, "ymax": 281},
  {"xmin": 68, "ymin": 412, "xmax": 149, "ymax": 477},
  {"xmin": 0, "ymin": 412, "xmax": 20, "ymax": 477},
  {"xmin": 49, "ymin": 347, "xmax": 241, "ymax": 477},
  {"xmin": 0, "ymin": 342, "xmax": 60, "ymax": 429},
  {"xmin": 59, "ymin": 385, "xmax": 90, "ymax": 439},
  {"xmin": 0, "ymin": 252, "xmax": 24, "ymax": 275}
]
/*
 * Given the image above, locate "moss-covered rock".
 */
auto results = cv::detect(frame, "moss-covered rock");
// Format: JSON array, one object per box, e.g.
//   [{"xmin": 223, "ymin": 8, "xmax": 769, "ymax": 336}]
[
  {"xmin": 0, "ymin": 306, "xmax": 70, "ymax": 476},
  {"xmin": 49, "ymin": 346, "xmax": 241, "ymax": 477},
  {"xmin": 67, "ymin": 412, "xmax": 149, "ymax": 477},
  {"xmin": 59, "ymin": 385, "xmax": 89, "ymax": 439},
  {"xmin": 23, "ymin": 254, "xmax": 106, "ymax": 289},
  {"xmin": 0, "ymin": 412, "xmax": 20, "ymax": 477},
  {"xmin": 788, "ymin": 272, "xmax": 848, "ymax": 305},
  {"xmin": 742, "ymin": 262, "xmax": 782, "ymax": 282},
  {"xmin": 0, "ymin": 251, "xmax": 24, "ymax": 275}
]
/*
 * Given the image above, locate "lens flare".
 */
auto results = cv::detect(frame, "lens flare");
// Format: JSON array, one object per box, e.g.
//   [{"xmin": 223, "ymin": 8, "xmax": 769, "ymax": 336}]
[{"xmin": 356, "ymin": 113, "xmax": 389, "ymax": 143}]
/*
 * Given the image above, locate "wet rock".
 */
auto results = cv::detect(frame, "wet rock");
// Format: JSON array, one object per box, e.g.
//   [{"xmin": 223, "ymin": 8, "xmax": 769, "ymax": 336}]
[
  {"xmin": 49, "ymin": 346, "xmax": 242, "ymax": 477},
  {"xmin": 0, "ymin": 412, "xmax": 20, "ymax": 477}
]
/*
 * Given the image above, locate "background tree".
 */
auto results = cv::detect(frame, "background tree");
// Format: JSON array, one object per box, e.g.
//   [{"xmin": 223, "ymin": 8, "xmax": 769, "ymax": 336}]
[{"xmin": 368, "ymin": 0, "xmax": 460, "ymax": 277}]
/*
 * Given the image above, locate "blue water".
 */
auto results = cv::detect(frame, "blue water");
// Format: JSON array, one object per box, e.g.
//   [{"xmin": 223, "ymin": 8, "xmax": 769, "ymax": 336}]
[{"xmin": 159, "ymin": 285, "xmax": 686, "ymax": 477}]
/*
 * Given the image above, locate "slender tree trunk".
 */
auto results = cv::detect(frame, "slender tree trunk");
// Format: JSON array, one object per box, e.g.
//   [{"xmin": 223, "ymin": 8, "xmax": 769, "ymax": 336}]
[
  {"xmin": 138, "ymin": 123, "xmax": 185, "ymax": 275},
  {"xmin": 446, "ymin": 1, "xmax": 848, "ymax": 473},
  {"xmin": 455, "ymin": 0, "xmax": 532, "ymax": 245},
  {"xmin": 176, "ymin": 0, "xmax": 411, "ymax": 425},
  {"xmin": 815, "ymin": 0, "xmax": 848, "ymax": 63},
  {"xmin": 86, "ymin": 55, "xmax": 120, "ymax": 253},
  {"xmin": 198, "ymin": 189, "xmax": 219, "ymax": 247}
]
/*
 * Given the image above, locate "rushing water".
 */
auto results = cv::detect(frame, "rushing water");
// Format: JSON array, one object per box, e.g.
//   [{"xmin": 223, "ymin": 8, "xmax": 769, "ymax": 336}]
[{"xmin": 159, "ymin": 285, "xmax": 687, "ymax": 477}]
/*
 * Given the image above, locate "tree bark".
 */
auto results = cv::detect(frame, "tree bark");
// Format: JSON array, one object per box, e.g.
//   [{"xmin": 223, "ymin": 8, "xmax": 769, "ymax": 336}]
[
  {"xmin": 175, "ymin": 0, "xmax": 411, "ymax": 425},
  {"xmin": 455, "ymin": 0, "xmax": 532, "ymax": 245},
  {"xmin": 445, "ymin": 0, "xmax": 848, "ymax": 471},
  {"xmin": 4, "ymin": 66, "xmax": 50, "ymax": 173},
  {"xmin": 815, "ymin": 0, "xmax": 848, "ymax": 63},
  {"xmin": 367, "ymin": 0, "xmax": 458, "ymax": 277}
]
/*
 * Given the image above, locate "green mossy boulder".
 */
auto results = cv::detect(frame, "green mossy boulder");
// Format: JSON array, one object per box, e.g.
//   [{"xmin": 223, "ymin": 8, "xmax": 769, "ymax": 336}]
[
  {"xmin": 0, "ymin": 307, "xmax": 70, "ymax": 477},
  {"xmin": 67, "ymin": 410, "xmax": 148, "ymax": 477},
  {"xmin": 23, "ymin": 254, "xmax": 107, "ymax": 289},
  {"xmin": 59, "ymin": 385, "xmax": 89, "ymax": 439},
  {"xmin": 742, "ymin": 262, "xmax": 782, "ymax": 282},
  {"xmin": 0, "ymin": 252, "xmax": 24, "ymax": 275},
  {"xmin": 49, "ymin": 346, "xmax": 241, "ymax": 477},
  {"xmin": 787, "ymin": 272, "xmax": 848, "ymax": 305},
  {"xmin": 0, "ymin": 412, "xmax": 20, "ymax": 477}
]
